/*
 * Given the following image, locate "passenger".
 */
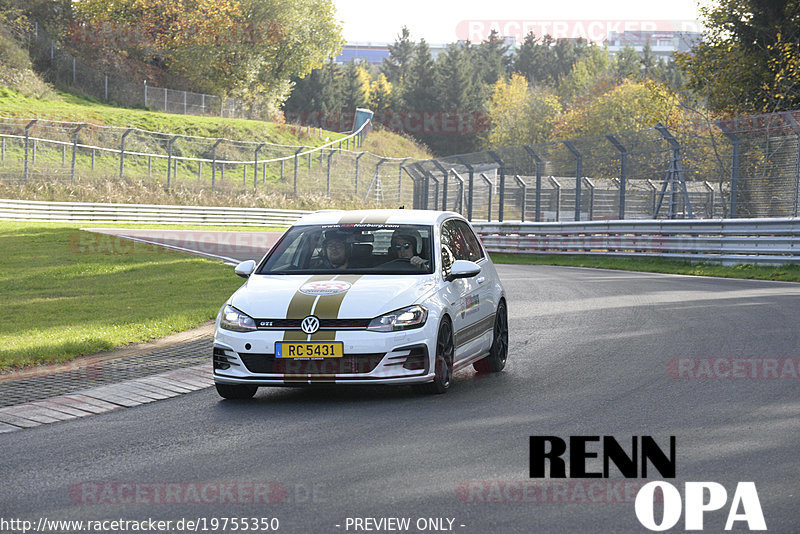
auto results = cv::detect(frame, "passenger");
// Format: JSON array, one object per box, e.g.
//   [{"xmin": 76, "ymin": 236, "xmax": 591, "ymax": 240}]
[{"xmin": 317, "ymin": 231, "xmax": 352, "ymax": 269}]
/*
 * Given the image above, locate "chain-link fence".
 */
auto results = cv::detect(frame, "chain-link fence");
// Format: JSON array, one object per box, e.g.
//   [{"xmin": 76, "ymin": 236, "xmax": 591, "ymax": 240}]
[
  {"xmin": 24, "ymin": 24, "xmax": 261, "ymax": 120},
  {"xmin": 407, "ymin": 109, "xmax": 800, "ymax": 221},
  {"xmin": 0, "ymin": 117, "xmax": 425, "ymax": 207}
]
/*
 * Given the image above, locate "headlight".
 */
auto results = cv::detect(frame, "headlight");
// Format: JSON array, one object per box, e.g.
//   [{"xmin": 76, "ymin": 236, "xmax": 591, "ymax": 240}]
[
  {"xmin": 367, "ymin": 305, "xmax": 428, "ymax": 332},
  {"xmin": 219, "ymin": 305, "xmax": 257, "ymax": 332}
]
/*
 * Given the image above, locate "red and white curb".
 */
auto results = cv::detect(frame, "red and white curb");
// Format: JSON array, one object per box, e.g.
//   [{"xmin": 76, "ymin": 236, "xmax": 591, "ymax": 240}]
[{"xmin": 0, "ymin": 364, "xmax": 213, "ymax": 433}]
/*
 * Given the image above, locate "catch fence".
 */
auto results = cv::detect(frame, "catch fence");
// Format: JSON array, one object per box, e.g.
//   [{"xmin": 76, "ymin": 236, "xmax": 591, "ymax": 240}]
[
  {"xmin": 0, "ymin": 117, "xmax": 425, "ymax": 208},
  {"xmin": 407, "ymin": 109, "xmax": 800, "ymax": 221}
]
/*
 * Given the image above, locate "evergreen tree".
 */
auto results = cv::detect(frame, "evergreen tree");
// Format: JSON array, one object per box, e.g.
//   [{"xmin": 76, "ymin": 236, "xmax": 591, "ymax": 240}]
[
  {"xmin": 342, "ymin": 60, "xmax": 370, "ymax": 110},
  {"xmin": 381, "ymin": 26, "xmax": 415, "ymax": 87},
  {"xmin": 476, "ymin": 29, "xmax": 510, "ymax": 87},
  {"xmin": 402, "ymin": 39, "xmax": 437, "ymax": 111}
]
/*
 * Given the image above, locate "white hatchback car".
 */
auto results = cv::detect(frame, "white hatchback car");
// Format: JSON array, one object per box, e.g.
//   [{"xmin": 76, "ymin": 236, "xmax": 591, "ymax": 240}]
[{"xmin": 212, "ymin": 209, "xmax": 507, "ymax": 398}]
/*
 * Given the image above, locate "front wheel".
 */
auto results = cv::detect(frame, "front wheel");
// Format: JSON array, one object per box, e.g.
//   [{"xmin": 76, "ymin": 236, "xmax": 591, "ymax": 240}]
[
  {"xmin": 473, "ymin": 300, "xmax": 508, "ymax": 373},
  {"xmin": 215, "ymin": 383, "xmax": 258, "ymax": 400},
  {"xmin": 420, "ymin": 319, "xmax": 454, "ymax": 394}
]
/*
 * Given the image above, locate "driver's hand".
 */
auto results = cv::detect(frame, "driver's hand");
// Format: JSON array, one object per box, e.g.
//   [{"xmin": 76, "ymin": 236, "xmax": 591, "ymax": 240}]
[{"xmin": 410, "ymin": 256, "xmax": 425, "ymax": 268}]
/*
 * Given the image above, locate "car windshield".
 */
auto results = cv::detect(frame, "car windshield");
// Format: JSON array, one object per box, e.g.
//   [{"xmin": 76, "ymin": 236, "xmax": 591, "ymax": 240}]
[{"xmin": 257, "ymin": 223, "xmax": 435, "ymax": 275}]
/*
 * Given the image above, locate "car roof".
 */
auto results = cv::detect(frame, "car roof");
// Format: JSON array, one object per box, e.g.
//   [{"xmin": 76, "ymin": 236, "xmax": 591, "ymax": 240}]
[{"xmin": 293, "ymin": 209, "xmax": 465, "ymax": 227}]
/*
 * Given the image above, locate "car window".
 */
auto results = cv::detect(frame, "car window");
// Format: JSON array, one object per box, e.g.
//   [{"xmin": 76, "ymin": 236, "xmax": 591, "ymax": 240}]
[
  {"xmin": 257, "ymin": 223, "xmax": 434, "ymax": 275},
  {"xmin": 440, "ymin": 220, "xmax": 458, "ymax": 279},
  {"xmin": 453, "ymin": 220, "xmax": 485, "ymax": 262}
]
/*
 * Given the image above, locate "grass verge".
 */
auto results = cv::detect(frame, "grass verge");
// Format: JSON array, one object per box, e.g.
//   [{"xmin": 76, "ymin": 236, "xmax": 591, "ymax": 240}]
[
  {"xmin": 0, "ymin": 221, "xmax": 245, "ymax": 371},
  {"xmin": 490, "ymin": 253, "xmax": 800, "ymax": 283}
]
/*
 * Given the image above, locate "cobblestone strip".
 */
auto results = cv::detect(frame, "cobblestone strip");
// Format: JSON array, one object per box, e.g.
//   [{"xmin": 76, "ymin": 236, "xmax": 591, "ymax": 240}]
[{"xmin": 0, "ymin": 364, "xmax": 213, "ymax": 433}]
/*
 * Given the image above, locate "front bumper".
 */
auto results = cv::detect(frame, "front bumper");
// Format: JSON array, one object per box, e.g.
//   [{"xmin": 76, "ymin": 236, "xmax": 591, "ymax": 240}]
[{"xmin": 212, "ymin": 327, "xmax": 435, "ymax": 386}]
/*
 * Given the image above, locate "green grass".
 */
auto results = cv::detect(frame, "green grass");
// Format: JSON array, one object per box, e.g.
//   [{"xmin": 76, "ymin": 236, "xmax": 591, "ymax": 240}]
[
  {"xmin": 0, "ymin": 221, "xmax": 246, "ymax": 370},
  {"xmin": 0, "ymin": 87, "xmax": 345, "ymax": 146},
  {"xmin": 490, "ymin": 253, "xmax": 800, "ymax": 282}
]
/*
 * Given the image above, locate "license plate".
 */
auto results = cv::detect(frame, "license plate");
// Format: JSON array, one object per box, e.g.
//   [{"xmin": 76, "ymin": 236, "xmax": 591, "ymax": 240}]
[{"xmin": 275, "ymin": 342, "xmax": 344, "ymax": 358}]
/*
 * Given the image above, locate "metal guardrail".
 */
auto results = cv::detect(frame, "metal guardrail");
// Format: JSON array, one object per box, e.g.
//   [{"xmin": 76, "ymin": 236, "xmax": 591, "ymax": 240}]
[
  {"xmin": 0, "ymin": 199, "xmax": 310, "ymax": 226},
  {"xmin": 473, "ymin": 218, "xmax": 800, "ymax": 265}
]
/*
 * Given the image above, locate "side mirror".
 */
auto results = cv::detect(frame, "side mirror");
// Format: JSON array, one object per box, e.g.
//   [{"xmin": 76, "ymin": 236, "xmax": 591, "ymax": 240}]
[
  {"xmin": 446, "ymin": 260, "xmax": 481, "ymax": 282},
  {"xmin": 234, "ymin": 260, "xmax": 256, "ymax": 278}
]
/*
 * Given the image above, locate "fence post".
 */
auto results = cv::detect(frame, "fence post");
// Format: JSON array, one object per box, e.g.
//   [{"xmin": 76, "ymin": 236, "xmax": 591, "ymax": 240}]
[
  {"xmin": 549, "ymin": 176, "xmax": 562, "ymax": 222},
  {"xmin": 432, "ymin": 160, "xmax": 450, "ymax": 211},
  {"xmin": 119, "ymin": 128, "xmax": 133, "ymax": 178},
  {"xmin": 167, "ymin": 135, "xmax": 179, "ymax": 189},
  {"xmin": 280, "ymin": 159, "xmax": 284, "ymax": 182},
  {"xmin": 646, "ymin": 179, "xmax": 657, "ymax": 216},
  {"xmin": 488, "ymin": 150, "xmax": 506, "ymax": 222},
  {"xmin": 143, "ymin": 80, "xmax": 147, "ymax": 108},
  {"xmin": 480, "ymin": 173, "xmax": 493, "ymax": 221},
  {"xmin": 183, "ymin": 91, "xmax": 187, "ymax": 115},
  {"xmin": 514, "ymin": 175, "xmax": 527, "ymax": 221},
  {"xmin": 61, "ymin": 145, "xmax": 65, "ymax": 166},
  {"xmin": 563, "ymin": 141, "xmax": 582, "ymax": 221},
  {"xmin": 354, "ymin": 152, "xmax": 366, "ymax": 195},
  {"xmin": 164, "ymin": 87, "xmax": 168, "ymax": 112},
  {"xmin": 198, "ymin": 161, "xmax": 202, "ymax": 181},
  {"xmin": 455, "ymin": 156, "xmax": 475, "ymax": 221},
  {"xmin": 91, "ymin": 149, "xmax": 95, "ymax": 170},
  {"xmin": 427, "ymin": 172, "xmax": 440, "ymax": 211},
  {"xmin": 583, "ymin": 177, "xmax": 595, "ymax": 220},
  {"xmin": 451, "ymin": 170, "xmax": 465, "ymax": 214},
  {"xmin": 254, "ymin": 143, "xmax": 265, "ymax": 191},
  {"xmin": 104, "ymin": 75, "xmax": 108, "ymax": 101},
  {"xmin": 522, "ymin": 146, "xmax": 543, "ymax": 222},
  {"xmin": 147, "ymin": 156, "xmax": 151, "ymax": 177},
  {"xmin": 211, "ymin": 138, "xmax": 222, "ymax": 191},
  {"xmin": 293, "ymin": 146, "xmax": 305, "ymax": 196},
  {"xmin": 71, "ymin": 124, "xmax": 85, "ymax": 181},
  {"xmin": 326, "ymin": 150, "xmax": 334, "ymax": 198},
  {"xmin": 201, "ymin": 94, "xmax": 205, "ymax": 114},
  {"xmin": 704, "ymin": 181, "xmax": 715, "ymax": 217},
  {"xmin": 72, "ymin": 57, "xmax": 76, "ymax": 85},
  {"xmin": 398, "ymin": 158, "xmax": 410, "ymax": 205},
  {"xmin": 717, "ymin": 122, "xmax": 739, "ymax": 218},
  {"xmin": 606, "ymin": 135, "xmax": 627, "ymax": 219},
  {"xmin": 24, "ymin": 120, "xmax": 36, "ymax": 181}
]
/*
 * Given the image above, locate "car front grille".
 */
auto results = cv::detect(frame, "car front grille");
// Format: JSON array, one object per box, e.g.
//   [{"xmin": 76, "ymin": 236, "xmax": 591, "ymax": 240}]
[
  {"xmin": 254, "ymin": 318, "xmax": 371, "ymax": 330},
  {"xmin": 238, "ymin": 353, "xmax": 385, "ymax": 374}
]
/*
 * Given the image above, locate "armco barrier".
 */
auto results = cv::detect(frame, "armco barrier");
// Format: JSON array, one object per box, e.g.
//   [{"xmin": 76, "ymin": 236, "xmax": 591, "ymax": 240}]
[
  {"xmin": 0, "ymin": 199, "xmax": 310, "ymax": 226},
  {"xmin": 473, "ymin": 218, "xmax": 800, "ymax": 265}
]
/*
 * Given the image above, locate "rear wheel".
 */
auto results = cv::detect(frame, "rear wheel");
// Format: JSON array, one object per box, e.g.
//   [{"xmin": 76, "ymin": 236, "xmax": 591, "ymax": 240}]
[
  {"xmin": 421, "ymin": 319, "xmax": 454, "ymax": 394},
  {"xmin": 473, "ymin": 300, "xmax": 508, "ymax": 373},
  {"xmin": 215, "ymin": 383, "xmax": 258, "ymax": 400}
]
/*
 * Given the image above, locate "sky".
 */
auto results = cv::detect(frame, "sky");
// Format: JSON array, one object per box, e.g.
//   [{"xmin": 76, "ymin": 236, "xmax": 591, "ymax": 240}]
[{"xmin": 332, "ymin": 0, "xmax": 704, "ymax": 44}]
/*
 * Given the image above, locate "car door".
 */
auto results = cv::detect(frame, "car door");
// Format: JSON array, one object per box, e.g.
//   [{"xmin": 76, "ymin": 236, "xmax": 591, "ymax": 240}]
[
  {"xmin": 452, "ymin": 219, "xmax": 495, "ymax": 354},
  {"xmin": 440, "ymin": 219, "xmax": 486, "ymax": 363}
]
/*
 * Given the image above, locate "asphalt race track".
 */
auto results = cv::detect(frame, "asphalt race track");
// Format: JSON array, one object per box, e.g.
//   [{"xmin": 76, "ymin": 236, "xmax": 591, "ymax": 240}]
[{"xmin": 1, "ymin": 230, "xmax": 799, "ymax": 533}]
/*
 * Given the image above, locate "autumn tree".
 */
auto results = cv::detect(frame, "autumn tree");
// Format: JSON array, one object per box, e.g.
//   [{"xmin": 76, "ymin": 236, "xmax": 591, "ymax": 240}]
[
  {"xmin": 485, "ymin": 73, "xmax": 561, "ymax": 148},
  {"xmin": 676, "ymin": 0, "xmax": 800, "ymax": 113},
  {"xmin": 71, "ymin": 0, "xmax": 343, "ymax": 113}
]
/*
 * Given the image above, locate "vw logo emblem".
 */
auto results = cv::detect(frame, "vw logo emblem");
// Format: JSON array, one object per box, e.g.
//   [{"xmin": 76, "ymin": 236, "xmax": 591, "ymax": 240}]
[{"xmin": 301, "ymin": 316, "xmax": 320, "ymax": 334}]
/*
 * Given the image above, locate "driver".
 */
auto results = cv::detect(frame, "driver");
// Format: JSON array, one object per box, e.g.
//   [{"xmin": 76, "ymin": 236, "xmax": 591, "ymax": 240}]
[
  {"xmin": 317, "ymin": 230, "xmax": 352, "ymax": 269},
  {"xmin": 389, "ymin": 229, "xmax": 426, "ymax": 269}
]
